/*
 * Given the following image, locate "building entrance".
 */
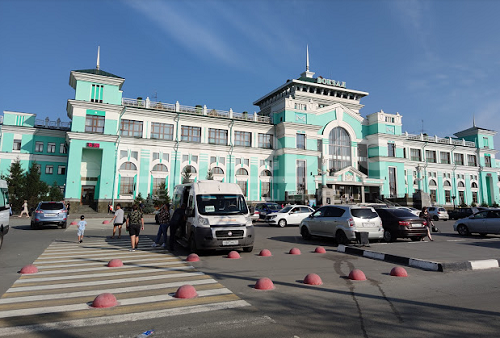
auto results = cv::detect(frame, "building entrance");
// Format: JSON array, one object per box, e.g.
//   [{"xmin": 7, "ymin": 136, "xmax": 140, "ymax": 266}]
[{"xmin": 81, "ymin": 186, "xmax": 95, "ymax": 205}]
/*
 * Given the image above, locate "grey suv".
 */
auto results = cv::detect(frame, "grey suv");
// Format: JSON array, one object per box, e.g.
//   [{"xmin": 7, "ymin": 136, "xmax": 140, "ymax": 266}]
[
  {"xmin": 299, "ymin": 205, "xmax": 383, "ymax": 244},
  {"xmin": 30, "ymin": 201, "xmax": 68, "ymax": 229}
]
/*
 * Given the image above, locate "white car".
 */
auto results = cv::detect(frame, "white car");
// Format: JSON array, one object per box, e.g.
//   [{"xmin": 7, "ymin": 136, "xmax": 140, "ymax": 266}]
[{"xmin": 267, "ymin": 205, "xmax": 315, "ymax": 227}]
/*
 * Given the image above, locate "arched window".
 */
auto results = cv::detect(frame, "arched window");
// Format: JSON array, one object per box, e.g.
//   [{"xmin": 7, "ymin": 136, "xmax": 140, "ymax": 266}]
[
  {"xmin": 212, "ymin": 167, "xmax": 224, "ymax": 174},
  {"xmin": 260, "ymin": 170, "xmax": 272, "ymax": 176},
  {"xmin": 471, "ymin": 182, "xmax": 478, "ymax": 188},
  {"xmin": 329, "ymin": 127, "xmax": 351, "ymax": 172},
  {"xmin": 152, "ymin": 164, "xmax": 168, "ymax": 172},
  {"xmin": 429, "ymin": 179, "xmax": 437, "ymax": 186},
  {"xmin": 120, "ymin": 162, "xmax": 137, "ymax": 170},
  {"xmin": 444, "ymin": 180, "xmax": 451, "ymax": 187},
  {"xmin": 458, "ymin": 181, "xmax": 465, "ymax": 188},
  {"xmin": 183, "ymin": 165, "xmax": 197, "ymax": 174},
  {"xmin": 236, "ymin": 168, "xmax": 248, "ymax": 175}
]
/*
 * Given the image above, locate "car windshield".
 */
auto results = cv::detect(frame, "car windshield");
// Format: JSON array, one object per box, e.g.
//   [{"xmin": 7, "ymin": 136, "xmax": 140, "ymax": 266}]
[
  {"xmin": 267, "ymin": 204, "xmax": 281, "ymax": 211},
  {"xmin": 196, "ymin": 194, "xmax": 248, "ymax": 215},
  {"xmin": 39, "ymin": 203, "xmax": 65, "ymax": 211},
  {"xmin": 351, "ymin": 208, "xmax": 378, "ymax": 219},
  {"xmin": 279, "ymin": 206, "xmax": 293, "ymax": 213},
  {"xmin": 387, "ymin": 209, "xmax": 417, "ymax": 217}
]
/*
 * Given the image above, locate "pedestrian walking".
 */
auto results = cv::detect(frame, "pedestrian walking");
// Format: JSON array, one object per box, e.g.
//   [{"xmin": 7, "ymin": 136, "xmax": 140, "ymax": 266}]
[
  {"xmin": 18, "ymin": 200, "xmax": 29, "ymax": 218},
  {"xmin": 169, "ymin": 203, "xmax": 186, "ymax": 252},
  {"xmin": 77, "ymin": 215, "xmax": 86, "ymax": 243},
  {"xmin": 110, "ymin": 203, "xmax": 124, "ymax": 239},
  {"xmin": 126, "ymin": 204, "xmax": 144, "ymax": 251},
  {"xmin": 108, "ymin": 202, "xmax": 112, "ymax": 214},
  {"xmin": 419, "ymin": 206, "xmax": 434, "ymax": 241},
  {"xmin": 66, "ymin": 202, "xmax": 71, "ymax": 215},
  {"xmin": 152, "ymin": 203, "xmax": 170, "ymax": 248}
]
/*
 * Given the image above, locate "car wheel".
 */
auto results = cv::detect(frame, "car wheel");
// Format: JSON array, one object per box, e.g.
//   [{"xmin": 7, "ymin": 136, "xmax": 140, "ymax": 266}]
[
  {"xmin": 189, "ymin": 235, "xmax": 198, "ymax": 254},
  {"xmin": 383, "ymin": 230, "xmax": 395, "ymax": 242},
  {"xmin": 457, "ymin": 224, "xmax": 470, "ymax": 236},
  {"xmin": 336, "ymin": 230, "xmax": 349, "ymax": 245},
  {"xmin": 30, "ymin": 221, "xmax": 34, "ymax": 229},
  {"xmin": 301, "ymin": 226, "xmax": 312, "ymax": 240},
  {"xmin": 243, "ymin": 246, "xmax": 253, "ymax": 252},
  {"xmin": 61, "ymin": 222, "xmax": 67, "ymax": 229},
  {"xmin": 278, "ymin": 219, "xmax": 287, "ymax": 228},
  {"xmin": 433, "ymin": 216, "xmax": 439, "ymax": 221}
]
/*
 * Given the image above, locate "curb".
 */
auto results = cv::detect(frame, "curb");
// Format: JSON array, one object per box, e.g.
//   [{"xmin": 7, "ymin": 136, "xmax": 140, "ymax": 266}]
[{"xmin": 337, "ymin": 245, "xmax": 500, "ymax": 272}]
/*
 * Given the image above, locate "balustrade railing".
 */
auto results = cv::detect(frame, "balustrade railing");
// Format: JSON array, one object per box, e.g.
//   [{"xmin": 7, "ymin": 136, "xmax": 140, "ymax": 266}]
[{"xmin": 405, "ymin": 132, "xmax": 475, "ymax": 147}]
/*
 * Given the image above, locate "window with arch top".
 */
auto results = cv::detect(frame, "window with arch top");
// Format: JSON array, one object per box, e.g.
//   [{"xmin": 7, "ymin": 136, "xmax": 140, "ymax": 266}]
[
  {"xmin": 152, "ymin": 164, "xmax": 168, "ymax": 172},
  {"xmin": 120, "ymin": 162, "xmax": 137, "ymax": 170},
  {"xmin": 329, "ymin": 127, "xmax": 351, "ymax": 172},
  {"xmin": 236, "ymin": 168, "xmax": 248, "ymax": 175},
  {"xmin": 260, "ymin": 169, "xmax": 272, "ymax": 176}
]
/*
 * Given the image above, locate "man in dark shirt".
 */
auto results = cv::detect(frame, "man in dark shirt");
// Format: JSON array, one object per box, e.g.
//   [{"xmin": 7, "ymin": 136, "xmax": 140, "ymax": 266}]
[
  {"xmin": 152, "ymin": 203, "xmax": 170, "ymax": 248},
  {"xmin": 169, "ymin": 203, "xmax": 186, "ymax": 252}
]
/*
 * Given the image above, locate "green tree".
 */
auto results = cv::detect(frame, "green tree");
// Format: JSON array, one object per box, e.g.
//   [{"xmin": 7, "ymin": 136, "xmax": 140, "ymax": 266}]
[
  {"xmin": 206, "ymin": 168, "xmax": 214, "ymax": 180},
  {"xmin": 24, "ymin": 161, "xmax": 49, "ymax": 207},
  {"xmin": 181, "ymin": 166, "xmax": 192, "ymax": 184},
  {"xmin": 143, "ymin": 194, "xmax": 156, "ymax": 214},
  {"xmin": 2, "ymin": 158, "xmax": 25, "ymax": 212},
  {"xmin": 154, "ymin": 182, "xmax": 171, "ymax": 207},
  {"xmin": 48, "ymin": 181, "xmax": 64, "ymax": 201},
  {"xmin": 134, "ymin": 192, "xmax": 144, "ymax": 206}
]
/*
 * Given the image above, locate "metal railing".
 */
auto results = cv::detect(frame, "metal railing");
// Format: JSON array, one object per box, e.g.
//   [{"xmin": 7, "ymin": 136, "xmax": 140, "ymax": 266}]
[
  {"xmin": 35, "ymin": 118, "xmax": 71, "ymax": 130},
  {"xmin": 405, "ymin": 132, "xmax": 475, "ymax": 147}
]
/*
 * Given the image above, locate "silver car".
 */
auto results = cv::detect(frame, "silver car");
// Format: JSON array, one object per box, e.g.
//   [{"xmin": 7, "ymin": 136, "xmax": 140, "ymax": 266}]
[
  {"xmin": 267, "ymin": 205, "xmax": 315, "ymax": 227},
  {"xmin": 428, "ymin": 207, "xmax": 449, "ymax": 221},
  {"xmin": 299, "ymin": 205, "xmax": 384, "ymax": 244},
  {"xmin": 454, "ymin": 209, "xmax": 500, "ymax": 236},
  {"xmin": 30, "ymin": 201, "xmax": 68, "ymax": 229}
]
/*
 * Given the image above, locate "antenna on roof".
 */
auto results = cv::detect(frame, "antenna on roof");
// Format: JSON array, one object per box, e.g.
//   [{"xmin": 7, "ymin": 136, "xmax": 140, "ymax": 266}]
[
  {"xmin": 473, "ymin": 114, "xmax": 476, "ymax": 127},
  {"xmin": 306, "ymin": 45, "xmax": 310, "ymax": 71},
  {"xmin": 96, "ymin": 46, "xmax": 100, "ymax": 70}
]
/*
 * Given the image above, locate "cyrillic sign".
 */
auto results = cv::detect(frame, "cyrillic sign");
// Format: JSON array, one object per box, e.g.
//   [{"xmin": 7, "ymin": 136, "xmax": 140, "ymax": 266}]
[{"xmin": 316, "ymin": 77, "xmax": 346, "ymax": 88}]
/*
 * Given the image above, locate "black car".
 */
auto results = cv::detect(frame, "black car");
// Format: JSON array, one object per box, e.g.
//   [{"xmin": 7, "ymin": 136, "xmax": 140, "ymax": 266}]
[
  {"xmin": 375, "ymin": 208, "xmax": 428, "ymax": 242},
  {"xmin": 448, "ymin": 208, "xmax": 474, "ymax": 220},
  {"xmin": 253, "ymin": 203, "xmax": 281, "ymax": 220}
]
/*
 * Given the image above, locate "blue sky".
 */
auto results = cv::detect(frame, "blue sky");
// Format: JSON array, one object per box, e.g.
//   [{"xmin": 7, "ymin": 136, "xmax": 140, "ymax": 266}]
[{"xmin": 2, "ymin": 0, "xmax": 500, "ymax": 148}]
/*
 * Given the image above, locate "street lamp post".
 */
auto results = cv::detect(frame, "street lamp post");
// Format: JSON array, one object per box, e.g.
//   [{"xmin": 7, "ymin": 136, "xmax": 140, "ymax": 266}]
[{"xmin": 452, "ymin": 195, "xmax": 456, "ymax": 209}]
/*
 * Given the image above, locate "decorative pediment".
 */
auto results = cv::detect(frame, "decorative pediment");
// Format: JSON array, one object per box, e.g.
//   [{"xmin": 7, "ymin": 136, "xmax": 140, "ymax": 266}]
[{"xmin": 329, "ymin": 166, "xmax": 367, "ymax": 183}]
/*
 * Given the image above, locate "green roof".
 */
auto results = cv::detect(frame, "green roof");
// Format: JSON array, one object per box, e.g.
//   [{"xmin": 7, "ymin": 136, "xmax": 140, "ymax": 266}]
[{"xmin": 72, "ymin": 69, "xmax": 123, "ymax": 79}]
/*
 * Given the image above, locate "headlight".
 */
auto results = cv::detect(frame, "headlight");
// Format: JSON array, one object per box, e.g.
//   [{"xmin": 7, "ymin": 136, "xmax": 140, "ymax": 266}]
[
  {"xmin": 270, "ymin": 215, "xmax": 277, "ymax": 219},
  {"xmin": 198, "ymin": 217, "xmax": 210, "ymax": 226}
]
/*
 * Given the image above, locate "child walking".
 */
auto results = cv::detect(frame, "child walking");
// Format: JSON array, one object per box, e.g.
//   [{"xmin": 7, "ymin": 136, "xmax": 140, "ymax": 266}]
[{"xmin": 77, "ymin": 215, "xmax": 87, "ymax": 243}]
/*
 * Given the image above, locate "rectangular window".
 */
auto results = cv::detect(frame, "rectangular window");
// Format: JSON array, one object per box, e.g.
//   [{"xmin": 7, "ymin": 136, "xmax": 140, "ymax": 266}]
[
  {"xmin": 152, "ymin": 178, "xmax": 163, "ymax": 196},
  {"xmin": 485, "ymin": 155, "xmax": 492, "ymax": 167},
  {"xmin": 410, "ymin": 148, "xmax": 421, "ymax": 161},
  {"xmin": 210, "ymin": 156, "xmax": 217, "ymax": 164},
  {"xmin": 181, "ymin": 126, "xmax": 201, "ymax": 143},
  {"xmin": 237, "ymin": 181, "xmax": 248, "ymax": 196},
  {"xmin": 430, "ymin": 189, "xmax": 437, "ymax": 203},
  {"xmin": 45, "ymin": 165, "xmax": 53, "ymax": 174},
  {"xmin": 388, "ymin": 143, "xmax": 396, "ymax": 157},
  {"xmin": 182, "ymin": 155, "xmax": 189, "ymax": 162},
  {"xmin": 120, "ymin": 150, "xmax": 128, "ymax": 159},
  {"xmin": 131, "ymin": 151, "xmax": 138, "ymax": 160},
  {"xmin": 121, "ymin": 119, "xmax": 143, "ymax": 138},
  {"xmin": 317, "ymin": 139, "xmax": 323, "ymax": 152},
  {"xmin": 58, "ymin": 166, "xmax": 66, "ymax": 175},
  {"xmin": 454, "ymin": 153, "xmax": 464, "ymax": 165},
  {"xmin": 297, "ymin": 160, "xmax": 306, "ymax": 193},
  {"xmin": 13, "ymin": 139, "xmax": 21, "ymax": 151},
  {"xmin": 236, "ymin": 158, "xmax": 241, "ymax": 166},
  {"xmin": 150, "ymin": 122, "xmax": 173, "ymax": 140},
  {"xmin": 260, "ymin": 160, "xmax": 265, "ymax": 167},
  {"xmin": 244, "ymin": 159, "xmax": 249, "ymax": 166},
  {"xmin": 258, "ymin": 133, "xmax": 273, "ymax": 149},
  {"xmin": 35, "ymin": 142, "xmax": 44, "ymax": 152},
  {"xmin": 59, "ymin": 143, "xmax": 67, "ymax": 154},
  {"xmin": 472, "ymin": 192, "xmax": 478, "ymax": 204},
  {"xmin": 192, "ymin": 155, "xmax": 198, "ymax": 163},
  {"xmin": 262, "ymin": 181, "xmax": 270, "ymax": 197},
  {"xmin": 219, "ymin": 157, "xmax": 225, "ymax": 165},
  {"xmin": 467, "ymin": 154, "xmax": 477, "ymax": 166},
  {"xmin": 440, "ymin": 152, "xmax": 450, "ymax": 164},
  {"xmin": 208, "ymin": 128, "xmax": 228, "ymax": 145},
  {"xmin": 425, "ymin": 150, "xmax": 436, "ymax": 163},
  {"xmin": 389, "ymin": 167, "xmax": 397, "ymax": 197},
  {"xmin": 162, "ymin": 153, "xmax": 169, "ymax": 161},
  {"xmin": 296, "ymin": 134, "xmax": 306, "ymax": 150},
  {"xmin": 445, "ymin": 190, "xmax": 451, "ymax": 203},
  {"xmin": 47, "ymin": 143, "xmax": 56, "ymax": 153},
  {"xmin": 234, "ymin": 131, "xmax": 251, "ymax": 147},
  {"xmin": 91, "ymin": 84, "xmax": 104, "ymax": 103},
  {"xmin": 85, "ymin": 115, "xmax": 105, "ymax": 133},
  {"xmin": 484, "ymin": 137, "xmax": 489, "ymax": 148},
  {"xmin": 119, "ymin": 177, "xmax": 134, "ymax": 195},
  {"xmin": 153, "ymin": 152, "xmax": 160, "ymax": 161}
]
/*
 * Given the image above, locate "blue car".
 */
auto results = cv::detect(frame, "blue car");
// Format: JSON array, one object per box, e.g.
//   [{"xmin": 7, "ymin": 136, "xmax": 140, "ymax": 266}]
[{"xmin": 31, "ymin": 201, "xmax": 68, "ymax": 229}]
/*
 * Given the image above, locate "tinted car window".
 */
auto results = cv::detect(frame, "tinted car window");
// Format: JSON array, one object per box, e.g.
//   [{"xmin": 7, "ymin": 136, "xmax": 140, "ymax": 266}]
[
  {"xmin": 351, "ymin": 208, "xmax": 378, "ymax": 219},
  {"xmin": 300, "ymin": 207, "xmax": 312, "ymax": 213},
  {"xmin": 267, "ymin": 204, "xmax": 281, "ymax": 211},
  {"xmin": 312, "ymin": 207, "xmax": 326, "ymax": 217},
  {"xmin": 328, "ymin": 207, "xmax": 345, "ymax": 217},
  {"xmin": 39, "ymin": 203, "xmax": 65, "ymax": 210},
  {"xmin": 385, "ymin": 209, "xmax": 416, "ymax": 217}
]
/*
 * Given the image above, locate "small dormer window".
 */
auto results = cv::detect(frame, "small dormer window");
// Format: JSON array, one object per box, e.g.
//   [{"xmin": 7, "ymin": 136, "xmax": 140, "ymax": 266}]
[{"xmin": 91, "ymin": 84, "xmax": 104, "ymax": 103}]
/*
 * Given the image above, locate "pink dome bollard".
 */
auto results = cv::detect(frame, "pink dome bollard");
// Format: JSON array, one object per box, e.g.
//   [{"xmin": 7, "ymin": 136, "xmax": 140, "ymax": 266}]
[
  {"xmin": 349, "ymin": 269, "xmax": 367, "ymax": 281},
  {"xmin": 303, "ymin": 273, "xmax": 323, "ymax": 285},
  {"xmin": 70, "ymin": 221, "xmax": 78, "ymax": 225},
  {"xmin": 175, "ymin": 285, "xmax": 198, "ymax": 299},
  {"xmin": 314, "ymin": 246, "xmax": 326, "ymax": 253},
  {"xmin": 227, "ymin": 251, "xmax": 240, "ymax": 259},
  {"xmin": 107, "ymin": 259, "xmax": 123, "ymax": 267},
  {"xmin": 390, "ymin": 266, "xmax": 408, "ymax": 277},
  {"xmin": 102, "ymin": 220, "xmax": 110, "ymax": 224},
  {"xmin": 186, "ymin": 253, "xmax": 200, "ymax": 262},
  {"xmin": 92, "ymin": 293, "xmax": 118, "ymax": 308},
  {"xmin": 19, "ymin": 264, "xmax": 38, "ymax": 274},
  {"xmin": 289, "ymin": 248, "xmax": 301, "ymax": 255},
  {"xmin": 254, "ymin": 277, "xmax": 275, "ymax": 290},
  {"xmin": 259, "ymin": 249, "xmax": 272, "ymax": 257}
]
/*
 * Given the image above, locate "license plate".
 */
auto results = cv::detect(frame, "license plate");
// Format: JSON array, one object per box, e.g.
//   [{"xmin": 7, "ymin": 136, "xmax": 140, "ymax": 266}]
[
  {"xmin": 222, "ymin": 240, "xmax": 239, "ymax": 246},
  {"xmin": 45, "ymin": 213, "xmax": 56, "ymax": 217},
  {"xmin": 412, "ymin": 223, "xmax": 424, "ymax": 228},
  {"xmin": 362, "ymin": 222, "xmax": 374, "ymax": 227}
]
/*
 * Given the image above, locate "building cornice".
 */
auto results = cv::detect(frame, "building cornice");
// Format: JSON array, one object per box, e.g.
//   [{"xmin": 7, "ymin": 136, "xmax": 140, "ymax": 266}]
[
  {"xmin": 69, "ymin": 71, "xmax": 125, "ymax": 90},
  {"xmin": 66, "ymin": 132, "xmax": 119, "ymax": 143},
  {"xmin": 66, "ymin": 100, "xmax": 124, "ymax": 119}
]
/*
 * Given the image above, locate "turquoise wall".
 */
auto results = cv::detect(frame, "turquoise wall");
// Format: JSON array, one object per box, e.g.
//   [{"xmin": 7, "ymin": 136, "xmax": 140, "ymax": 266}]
[{"xmin": 75, "ymin": 81, "xmax": 122, "ymax": 105}]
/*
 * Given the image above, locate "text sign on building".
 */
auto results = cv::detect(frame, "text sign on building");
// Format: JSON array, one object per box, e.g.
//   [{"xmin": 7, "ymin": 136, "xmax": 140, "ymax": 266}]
[
  {"xmin": 316, "ymin": 77, "xmax": 346, "ymax": 88},
  {"xmin": 86, "ymin": 143, "xmax": 100, "ymax": 148}
]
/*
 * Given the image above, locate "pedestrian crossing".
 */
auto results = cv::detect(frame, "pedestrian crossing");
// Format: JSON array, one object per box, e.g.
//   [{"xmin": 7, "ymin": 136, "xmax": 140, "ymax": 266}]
[{"xmin": 0, "ymin": 236, "xmax": 250, "ymax": 336}]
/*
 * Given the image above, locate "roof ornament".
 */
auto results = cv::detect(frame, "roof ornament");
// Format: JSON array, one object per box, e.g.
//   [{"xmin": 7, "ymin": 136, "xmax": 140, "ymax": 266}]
[
  {"xmin": 96, "ymin": 46, "xmax": 100, "ymax": 70},
  {"xmin": 306, "ymin": 44, "xmax": 310, "ymax": 71},
  {"xmin": 473, "ymin": 114, "xmax": 476, "ymax": 127}
]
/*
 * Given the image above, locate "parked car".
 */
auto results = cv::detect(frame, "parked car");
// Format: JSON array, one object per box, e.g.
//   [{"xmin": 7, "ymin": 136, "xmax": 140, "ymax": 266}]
[
  {"xmin": 299, "ymin": 205, "xmax": 384, "ymax": 244},
  {"xmin": 448, "ymin": 208, "xmax": 474, "ymax": 220},
  {"xmin": 30, "ymin": 201, "xmax": 68, "ymax": 229},
  {"xmin": 266, "ymin": 205, "xmax": 315, "ymax": 227},
  {"xmin": 454, "ymin": 209, "xmax": 500, "ymax": 236},
  {"xmin": 252, "ymin": 203, "xmax": 282, "ymax": 221},
  {"xmin": 374, "ymin": 208, "xmax": 428, "ymax": 242},
  {"xmin": 428, "ymin": 207, "xmax": 449, "ymax": 221}
]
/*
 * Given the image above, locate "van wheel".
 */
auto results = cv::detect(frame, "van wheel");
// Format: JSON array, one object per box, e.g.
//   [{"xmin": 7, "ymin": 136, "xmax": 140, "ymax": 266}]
[
  {"xmin": 336, "ymin": 230, "xmax": 349, "ymax": 245},
  {"xmin": 243, "ymin": 246, "xmax": 253, "ymax": 252},
  {"xmin": 301, "ymin": 226, "xmax": 312, "ymax": 240},
  {"xmin": 383, "ymin": 230, "xmax": 395, "ymax": 242},
  {"xmin": 278, "ymin": 219, "xmax": 287, "ymax": 228},
  {"xmin": 189, "ymin": 235, "xmax": 198, "ymax": 254}
]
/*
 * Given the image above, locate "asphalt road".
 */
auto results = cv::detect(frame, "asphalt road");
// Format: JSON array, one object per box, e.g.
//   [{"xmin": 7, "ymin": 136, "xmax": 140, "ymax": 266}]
[{"xmin": 1, "ymin": 217, "xmax": 500, "ymax": 337}]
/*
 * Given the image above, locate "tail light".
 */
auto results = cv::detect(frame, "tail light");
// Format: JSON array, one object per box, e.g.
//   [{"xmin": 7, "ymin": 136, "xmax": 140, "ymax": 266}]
[
  {"xmin": 348, "ymin": 218, "xmax": 355, "ymax": 227},
  {"xmin": 35, "ymin": 210, "xmax": 43, "ymax": 214},
  {"xmin": 422, "ymin": 221, "xmax": 427, "ymax": 226},
  {"xmin": 399, "ymin": 220, "xmax": 411, "ymax": 227}
]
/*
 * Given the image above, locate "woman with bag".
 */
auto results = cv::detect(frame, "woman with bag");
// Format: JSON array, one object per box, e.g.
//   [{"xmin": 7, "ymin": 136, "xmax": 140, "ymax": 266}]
[{"xmin": 419, "ymin": 207, "xmax": 434, "ymax": 241}]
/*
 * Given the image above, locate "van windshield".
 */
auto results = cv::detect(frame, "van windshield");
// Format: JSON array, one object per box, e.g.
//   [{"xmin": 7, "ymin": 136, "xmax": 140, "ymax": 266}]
[{"xmin": 196, "ymin": 194, "xmax": 249, "ymax": 215}]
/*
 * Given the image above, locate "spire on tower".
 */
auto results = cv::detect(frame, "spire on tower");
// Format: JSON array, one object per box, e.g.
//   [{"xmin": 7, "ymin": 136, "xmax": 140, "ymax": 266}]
[
  {"xmin": 300, "ymin": 45, "xmax": 315, "ymax": 79},
  {"xmin": 96, "ymin": 46, "xmax": 100, "ymax": 70},
  {"xmin": 473, "ymin": 115, "xmax": 476, "ymax": 127}
]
